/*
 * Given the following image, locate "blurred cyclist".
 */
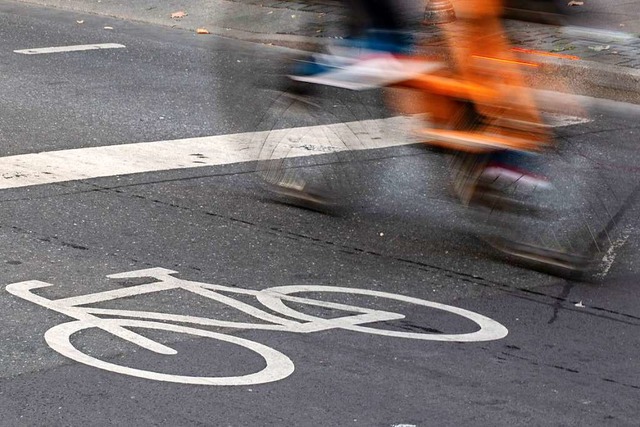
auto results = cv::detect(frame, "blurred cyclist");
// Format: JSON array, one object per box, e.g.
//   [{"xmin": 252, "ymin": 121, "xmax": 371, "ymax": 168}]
[{"xmin": 287, "ymin": 0, "xmax": 556, "ymax": 208}]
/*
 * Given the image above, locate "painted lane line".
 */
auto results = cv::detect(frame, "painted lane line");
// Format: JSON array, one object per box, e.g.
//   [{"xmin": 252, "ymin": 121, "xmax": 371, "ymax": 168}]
[
  {"xmin": 0, "ymin": 113, "xmax": 590, "ymax": 190},
  {"xmin": 14, "ymin": 43, "xmax": 126, "ymax": 55},
  {"xmin": 0, "ymin": 116, "xmax": 421, "ymax": 190}
]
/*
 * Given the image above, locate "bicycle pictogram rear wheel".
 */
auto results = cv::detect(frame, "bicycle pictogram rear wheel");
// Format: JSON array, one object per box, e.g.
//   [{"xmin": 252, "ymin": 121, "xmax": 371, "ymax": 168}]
[{"xmin": 45, "ymin": 318, "xmax": 295, "ymax": 386}]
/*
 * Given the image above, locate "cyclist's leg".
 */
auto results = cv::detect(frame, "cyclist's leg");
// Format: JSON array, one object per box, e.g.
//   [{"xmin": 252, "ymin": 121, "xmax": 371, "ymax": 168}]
[
  {"xmin": 446, "ymin": 0, "xmax": 544, "ymax": 126},
  {"xmin": 444, "ymin": 0, "xmax": 552, "ymax": 198},
  {"xmin": 349, "ymin": 0, "xmax": 414, "ymax": 53},
  {"xmin": 343, "ymin": 0, "xmax": 370, "ymax": 37},
  {"xmin": 358, "ymin": 0, "xmax": 402, "ymax": 30}
]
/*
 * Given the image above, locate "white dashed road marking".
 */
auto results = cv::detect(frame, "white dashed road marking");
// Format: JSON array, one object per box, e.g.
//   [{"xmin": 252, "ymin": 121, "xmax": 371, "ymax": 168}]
[{"xmin": 14, "ymin": 43, "xmax": 126, "ymax": 55}]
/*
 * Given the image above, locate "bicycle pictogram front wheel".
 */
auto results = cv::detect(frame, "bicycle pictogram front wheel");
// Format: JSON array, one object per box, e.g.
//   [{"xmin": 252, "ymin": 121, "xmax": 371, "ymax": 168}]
[{"xmin": 257, "ymin": 285, "xmax": 509, "ymax": 342}]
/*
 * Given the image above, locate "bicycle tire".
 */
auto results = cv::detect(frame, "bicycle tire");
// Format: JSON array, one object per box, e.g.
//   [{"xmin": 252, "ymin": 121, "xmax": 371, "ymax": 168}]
[
  {"xmin": 450, "ymin": 149, "xmax": 611, "ymax": 278},
  {"xmin": 252, "ymin": 76, "xmax": 395, "ymax": 210}
]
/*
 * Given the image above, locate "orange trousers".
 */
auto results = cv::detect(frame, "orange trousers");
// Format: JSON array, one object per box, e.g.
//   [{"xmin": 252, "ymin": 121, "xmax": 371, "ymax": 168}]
[
  {"xmin": 444, "ymin": 0, "xmax": 544, "ymax": 128},
  {"xmin": 391, "ymin": 0, "xmax": 549, "ymax": 151}
]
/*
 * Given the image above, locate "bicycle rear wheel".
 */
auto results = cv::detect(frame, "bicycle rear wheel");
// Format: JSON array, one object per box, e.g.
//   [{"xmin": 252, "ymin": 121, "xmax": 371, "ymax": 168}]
[{"xmin": 252, "ymin": 78, "xmax": 411, "ymax": 210}]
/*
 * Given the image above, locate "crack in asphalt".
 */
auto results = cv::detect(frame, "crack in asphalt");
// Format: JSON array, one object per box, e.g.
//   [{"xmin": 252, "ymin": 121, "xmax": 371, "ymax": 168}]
[
  {"xmin": 0, "ymin": 152, "xmax": 637, "ymax": 326},
  {"xmin": 547, "ymin": 281, "xmax": 576, "ymax": 324},
  {"xmin": 500, "ymin": 351, "xmax": 640, "ymax": 391}
]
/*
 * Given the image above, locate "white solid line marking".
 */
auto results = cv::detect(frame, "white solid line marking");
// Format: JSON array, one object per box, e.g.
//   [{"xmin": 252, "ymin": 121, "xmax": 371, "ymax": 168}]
[
  {"xmin": 14, "ymin": 43, "xmax": 126, "ymax": 55},
  {"xmin": 0, "ymin": 112, "xmax": 590, "ymax": 190},
  {"xmin": 0, "ymin": 116, "xmax": 421, "ymax": 190}
]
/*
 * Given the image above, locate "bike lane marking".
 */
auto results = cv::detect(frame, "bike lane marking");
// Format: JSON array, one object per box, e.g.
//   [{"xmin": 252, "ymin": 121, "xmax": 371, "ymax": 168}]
[
  {"xmin": 5, "ymin": 267, "xmax": 508, "ymax": 386},
  {"xmin": 0, "ymin": 113, "xmax": 589, "ymax": 190},
  {"xmin": 14, "ymin": 43, "xmax": 126, "ymax": 55}
]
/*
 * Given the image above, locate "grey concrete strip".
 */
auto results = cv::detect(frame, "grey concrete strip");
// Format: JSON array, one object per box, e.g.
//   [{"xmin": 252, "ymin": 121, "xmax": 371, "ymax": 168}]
[
  {"xmin": 533, "ymin": 56, "xmax": 640, "ymax": 104},
  {"xmin": 10, "ymin": 0, "xmax": 640, "ymax": 103}
]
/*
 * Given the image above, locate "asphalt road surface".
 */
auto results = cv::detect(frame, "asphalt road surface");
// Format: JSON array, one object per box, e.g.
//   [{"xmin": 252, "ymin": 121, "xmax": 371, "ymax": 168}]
[{"xmin": 0, "ymin": 3, "xmax": 639, "ymax": 426}]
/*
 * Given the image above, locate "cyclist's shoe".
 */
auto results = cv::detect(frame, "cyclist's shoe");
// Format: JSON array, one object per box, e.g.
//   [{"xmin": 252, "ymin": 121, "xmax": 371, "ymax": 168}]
[
  {"xmin": 470, "ymin": 162, "xmax": 552, "ymax": 213},
  {"xmin": 288, "ymin": 30, "xmax": 439, "ymax": 91},
  {"xmin": 264, "ymin": 177, "xmax": 338, "ymax": 212},
  {"xmin": 484, "ymin": 235, "xmax": 600, "ymax": 277},
  {"xmin": 479, "ymin": 162, "xmax": 552, "ymax": 191},
  {"xmin": 290, "ymin": 51, "xmax": 355, "ymax": 79}
]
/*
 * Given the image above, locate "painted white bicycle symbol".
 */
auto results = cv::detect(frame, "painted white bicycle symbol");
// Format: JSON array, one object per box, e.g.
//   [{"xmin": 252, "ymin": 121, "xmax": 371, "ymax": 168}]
[{"xmin": 6, "ymin": 267, "xmax": 508, "ymax": 386}]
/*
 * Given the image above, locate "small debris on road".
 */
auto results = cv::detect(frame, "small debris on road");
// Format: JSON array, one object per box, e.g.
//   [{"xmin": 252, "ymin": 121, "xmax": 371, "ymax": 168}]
[
  {"xmin": 171, "ymin": 11, "xmax": 187, "ymax": 19},
  {"xmin": 196, "ymin": 28, "xmax": 210, "ymax": 34}
]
